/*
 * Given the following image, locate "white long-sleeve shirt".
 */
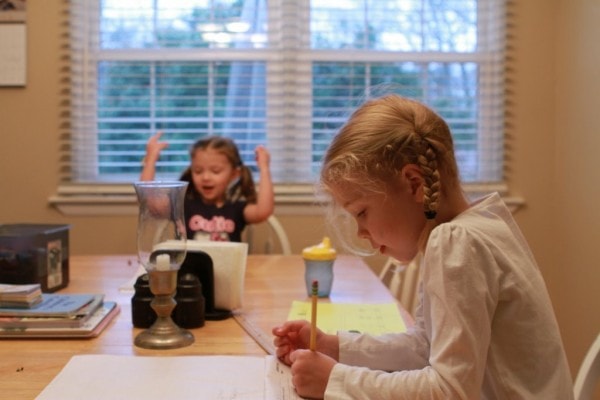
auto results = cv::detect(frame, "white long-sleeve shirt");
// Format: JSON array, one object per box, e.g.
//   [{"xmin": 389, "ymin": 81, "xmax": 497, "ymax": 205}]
[{"xmin": 325, "ymin": 193, "xmax": 573, "ymax": 399}]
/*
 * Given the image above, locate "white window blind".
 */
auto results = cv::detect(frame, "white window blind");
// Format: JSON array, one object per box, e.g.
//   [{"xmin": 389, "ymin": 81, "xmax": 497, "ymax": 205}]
[{"xmin": 65, "ymin": 0, "xmax": 507, "ymax": 186}]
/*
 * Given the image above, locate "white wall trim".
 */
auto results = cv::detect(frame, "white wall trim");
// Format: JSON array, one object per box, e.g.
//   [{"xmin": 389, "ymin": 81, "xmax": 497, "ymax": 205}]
[{"xmin": 49, "ymin": 183, "xmax": 524, "ymax": 216}]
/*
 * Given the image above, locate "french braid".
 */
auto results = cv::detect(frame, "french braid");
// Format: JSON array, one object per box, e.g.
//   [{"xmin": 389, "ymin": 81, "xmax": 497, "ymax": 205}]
[{"xmin": 417, "ymin": 139, "xmax": 441, "ymax": 220}]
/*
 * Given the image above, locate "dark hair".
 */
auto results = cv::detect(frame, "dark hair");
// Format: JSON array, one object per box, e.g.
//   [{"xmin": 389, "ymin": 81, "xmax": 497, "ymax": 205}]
[{"xmin": 179, "ymin": 136, "xmax": 257, "ymax": 203}]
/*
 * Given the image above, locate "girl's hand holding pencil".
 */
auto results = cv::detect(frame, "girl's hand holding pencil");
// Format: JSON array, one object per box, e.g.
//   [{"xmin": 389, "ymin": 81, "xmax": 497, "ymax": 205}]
[{"xmin": 272, "ymin": 281, "xmax": 339, "ymax": 399}]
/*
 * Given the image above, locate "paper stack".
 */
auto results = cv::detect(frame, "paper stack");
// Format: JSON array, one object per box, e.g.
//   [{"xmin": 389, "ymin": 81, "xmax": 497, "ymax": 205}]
[
  {"xmin": 0, "ymin": 293, "xmax": 119, "ymax": 338},
  {"xmin": 0, "ymin": 283, "xmax": 43, "ymax": 308}
]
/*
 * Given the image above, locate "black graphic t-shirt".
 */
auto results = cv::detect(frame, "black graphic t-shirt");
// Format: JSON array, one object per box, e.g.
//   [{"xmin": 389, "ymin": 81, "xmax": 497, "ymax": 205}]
[{"xmin": 184, "ymin": 197, "xmax": 247, "ymax": 242}]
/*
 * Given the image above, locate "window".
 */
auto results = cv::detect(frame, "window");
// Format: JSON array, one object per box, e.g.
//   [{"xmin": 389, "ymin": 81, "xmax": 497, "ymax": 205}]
[{"xmin": 62, "ymin": 0, "xmax": 507, "ymax": 200}]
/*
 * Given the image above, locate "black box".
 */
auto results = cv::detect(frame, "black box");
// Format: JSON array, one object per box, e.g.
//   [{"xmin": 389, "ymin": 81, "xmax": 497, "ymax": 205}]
[{"xmin": 0, "ymin": 224, "xmax": 70, "ymax": 293}]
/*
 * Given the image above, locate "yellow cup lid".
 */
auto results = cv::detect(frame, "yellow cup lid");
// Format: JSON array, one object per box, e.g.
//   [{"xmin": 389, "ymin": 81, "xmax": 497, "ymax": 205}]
[{"xmin": 302, "ymin": 237, "xmax": 337, "ymax": 260}]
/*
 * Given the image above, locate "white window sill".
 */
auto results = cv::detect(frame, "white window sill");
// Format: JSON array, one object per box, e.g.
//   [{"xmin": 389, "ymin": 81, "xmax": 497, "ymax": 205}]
[{"xmin": 48, "ymin": 183, "xmax": 524, "ymax": 216}]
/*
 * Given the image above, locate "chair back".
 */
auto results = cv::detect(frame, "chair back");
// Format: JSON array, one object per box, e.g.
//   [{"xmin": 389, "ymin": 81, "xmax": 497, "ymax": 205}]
[
  {"xmin": 574, "ymin": 333, "xmax": 600, "ymax": 400},
  {"xmin": 244, "ymin": 215, "xmax": 292, "ymax": 255},
  {"xmin": 379, "ymin": 255, "xmax": 421, "ymax": 316}
]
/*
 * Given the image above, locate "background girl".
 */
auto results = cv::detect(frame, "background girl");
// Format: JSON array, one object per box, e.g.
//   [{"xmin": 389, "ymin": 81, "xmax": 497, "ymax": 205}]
[{"xmin": 141, "ymin": 132, "xmax": 274, "ymax": 242}]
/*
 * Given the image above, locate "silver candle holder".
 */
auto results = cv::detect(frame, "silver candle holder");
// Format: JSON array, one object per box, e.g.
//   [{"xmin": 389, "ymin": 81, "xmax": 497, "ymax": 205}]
[{"xmin": 133, "ymin": 181, "xmax": 194, "ymax": 349}]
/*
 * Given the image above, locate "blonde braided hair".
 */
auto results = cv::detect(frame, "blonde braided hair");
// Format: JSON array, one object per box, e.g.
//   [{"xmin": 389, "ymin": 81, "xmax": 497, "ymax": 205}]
[
  {"xmin": 418, "ymin": 139, "xmax": 441, "ymax": 219},
  {"xmin": 320, "ymin": 94, "xmax": 460, "ymax": 252}
]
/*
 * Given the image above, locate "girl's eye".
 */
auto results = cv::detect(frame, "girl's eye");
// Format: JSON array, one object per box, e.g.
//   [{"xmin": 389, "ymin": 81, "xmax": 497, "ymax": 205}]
[{"xmin": 356, "ymin": 210, "xmax": 366, "ymax": 218}]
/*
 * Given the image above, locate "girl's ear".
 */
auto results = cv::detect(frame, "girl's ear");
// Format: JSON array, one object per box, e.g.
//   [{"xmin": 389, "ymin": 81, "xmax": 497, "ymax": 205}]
[
  {"xmin": 401, "ymin": 164, "xmax": 424, "ymax": 200},
  {"xmin": 231, "ymin": 166, "xmax": 242, "ymax": 181},
  {"xmin": 227, "ymin": 168, "xmax": 243, "ymax": 201},
  {"xmin": 227, "ymin": 168, "xmax": 242, "ymax": 190}
]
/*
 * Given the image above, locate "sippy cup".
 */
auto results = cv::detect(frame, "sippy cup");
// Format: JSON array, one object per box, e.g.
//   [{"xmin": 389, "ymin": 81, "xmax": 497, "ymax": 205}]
[{"xmin": 302, "ymin": 237, "xmax": 337, "ymax": 297}]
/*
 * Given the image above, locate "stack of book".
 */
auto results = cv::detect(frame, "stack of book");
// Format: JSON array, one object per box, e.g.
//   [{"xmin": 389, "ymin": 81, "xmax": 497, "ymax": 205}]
[
  {"xmin": 0, "ymin": 283, "xmax": 43, "ymax": 308},
  {"xmin": 0, "ymin": 285, "xmax": 119, "ymax": 338}
]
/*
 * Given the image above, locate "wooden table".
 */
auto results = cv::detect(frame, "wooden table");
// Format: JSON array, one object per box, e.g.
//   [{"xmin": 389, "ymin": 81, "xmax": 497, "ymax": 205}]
[{"xmin": 0, "ymin": 254, "xmax": 406, "ymax": 399}]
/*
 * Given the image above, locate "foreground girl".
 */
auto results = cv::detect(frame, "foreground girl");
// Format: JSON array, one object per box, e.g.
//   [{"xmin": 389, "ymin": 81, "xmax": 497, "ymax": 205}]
[{"xmin": 273, "ymin": 95, "xmax": 572, "ymax": 399}]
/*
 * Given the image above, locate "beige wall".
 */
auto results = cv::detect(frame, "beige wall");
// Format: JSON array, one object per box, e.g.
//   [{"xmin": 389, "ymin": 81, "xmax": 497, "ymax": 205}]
[
  {"xmin": 1, "ymin": 0, "xmax": 599, "ymax": 389},
  {"xmin": 553, "ymin": 0, "xmax": 600, "ymax": 394}
]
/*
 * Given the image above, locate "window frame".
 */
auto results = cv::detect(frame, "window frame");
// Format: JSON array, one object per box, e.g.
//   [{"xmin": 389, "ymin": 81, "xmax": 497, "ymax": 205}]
[{"xmin": 51, "ymin": 0, "xmax": 515, "ymax": 215}]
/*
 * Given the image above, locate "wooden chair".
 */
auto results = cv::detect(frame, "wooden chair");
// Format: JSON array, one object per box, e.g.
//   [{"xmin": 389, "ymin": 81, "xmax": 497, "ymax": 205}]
[
  {"xmin": 574, "ymin": 333, "xmax": 600, "ymax": 400},
  {"xmin": 378, "ymin": 255, "xmax": 421, "ymax": 316},
  {"xmin": 244, "ymin": 215, "xmax": 292, "ymax": 255}
]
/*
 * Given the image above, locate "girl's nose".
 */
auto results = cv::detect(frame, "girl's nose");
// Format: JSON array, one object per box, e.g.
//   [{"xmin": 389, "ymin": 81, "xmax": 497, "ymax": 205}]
[
  {"xmin": 356, "ymin": 226, "xmax": 369, "ymax": 240},
  {"xmin": 200, "ymin": 171, "xmax": 211, "ymax": 180}
]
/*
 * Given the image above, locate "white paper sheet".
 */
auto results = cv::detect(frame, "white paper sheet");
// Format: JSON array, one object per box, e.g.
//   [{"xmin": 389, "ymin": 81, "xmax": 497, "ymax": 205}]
[
  {"xmin": 36, "ymin": 355, "xmax": 300, "ymax": 400},
  {"xmin": 0, "ymin": 24, "xmax": 26, "ymax": 86},
  {"xmin": 188, "ymin": 241, "xmax": 247, "ymax": 310}
]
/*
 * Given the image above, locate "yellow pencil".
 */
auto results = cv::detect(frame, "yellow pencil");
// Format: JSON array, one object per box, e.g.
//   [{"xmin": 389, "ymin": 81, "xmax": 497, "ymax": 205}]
[{"xmin": 310, "ymin": 280, "xmax": 318, "ymax": 351}]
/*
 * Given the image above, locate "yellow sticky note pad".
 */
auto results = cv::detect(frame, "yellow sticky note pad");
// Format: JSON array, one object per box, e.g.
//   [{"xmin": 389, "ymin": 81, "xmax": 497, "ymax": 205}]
[{"xmin": 287, "ymin": 301, "xmax": 406, "ymax": 335}]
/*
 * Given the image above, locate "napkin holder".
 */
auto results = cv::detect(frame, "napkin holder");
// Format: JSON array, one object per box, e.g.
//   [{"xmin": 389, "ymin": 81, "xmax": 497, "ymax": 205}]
[
  {"xmin": 180, "ymin": 251, "xmax": 230, "ymax": 321},
  {"xmin": 150, "ymin": 240, "xmax": 248, "ymax": 321}
]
